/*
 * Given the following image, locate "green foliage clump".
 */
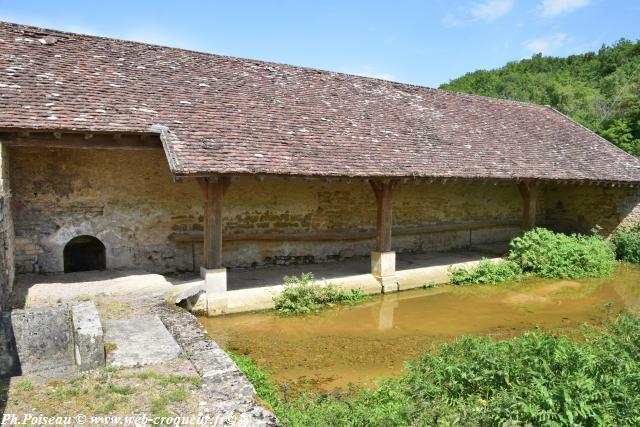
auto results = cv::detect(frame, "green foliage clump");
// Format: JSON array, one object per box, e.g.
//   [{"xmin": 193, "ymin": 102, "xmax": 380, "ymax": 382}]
[
  {"xmin": 448, "ymin": 228, "xmax": 615, "ymax": 285},
  {"xmin": 236, "ymin": 313, "xmax": 640, "ymax": 426},
  {"xmin": 612, "ymin": 227, "xmax": 640, "ymax": 264},
  {"xmin": 508, "ymin": 227, "xmax": 616, "ymax": 279},
  {"xmin": 273, "ymin": 273, "xmax": 367, "ymax": 315},
  {"xmin": 440, "ymin": 39, "xmax": 640, "ymax": 156},
  {"xmin": 449, "ymin": 258, "xmax": 523, "ymax": 285}
]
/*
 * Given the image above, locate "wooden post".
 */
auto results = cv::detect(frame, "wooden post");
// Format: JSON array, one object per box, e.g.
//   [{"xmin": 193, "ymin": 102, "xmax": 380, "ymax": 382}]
[
  {"xmin": 517, "ymin": 181, "xmax": 538, "ymax": 229},
  {"xmin": 370, "ymin": 180, "xmax": 397, "ymax": 252},
  {"xmin": 199, "ymin": 177, "xmax": 231, "ymax": 269}
]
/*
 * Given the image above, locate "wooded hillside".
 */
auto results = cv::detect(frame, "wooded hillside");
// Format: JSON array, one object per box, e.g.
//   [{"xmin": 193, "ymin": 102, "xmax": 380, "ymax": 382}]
[{"xmin": 440, "ymin": 39, "xmax": 640, "ymax": 156}]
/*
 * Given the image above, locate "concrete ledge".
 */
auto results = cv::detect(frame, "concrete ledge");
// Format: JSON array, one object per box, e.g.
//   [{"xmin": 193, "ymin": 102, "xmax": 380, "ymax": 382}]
[
  {"xmin": 71, "ymin": 302, "xmax": 105, "ymax": 371},
  {"xmin": 397, "ymin": 256, "xmax": 502, "ymax": 291},
  {"xmin": 225, "ymin": 273, "xmax": 381, "ymax": 314},
  {"xmin": 187, "ymin": 251, "xmax": 503, "ymax": 316}
]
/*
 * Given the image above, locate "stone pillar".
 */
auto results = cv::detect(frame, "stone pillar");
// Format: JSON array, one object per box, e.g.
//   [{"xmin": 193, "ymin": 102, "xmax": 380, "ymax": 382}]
[
  {"xmin": 198, "ymin": 177, "xmax": 230, "ymax": 315},
  {"xmin": 370, "ymin": 180, "xmax": 399, "ymax": 293}
]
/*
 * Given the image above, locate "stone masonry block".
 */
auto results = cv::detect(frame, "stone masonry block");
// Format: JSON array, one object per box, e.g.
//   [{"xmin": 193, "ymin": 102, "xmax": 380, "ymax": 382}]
[
  {"xmin": 371, "ymin": 251, "xmax": 396, "ymax": 278},
  {"xmin": 71, "ymin": 301, "xmax": 105, "ymax": 371},
  {"xmin": 371, "ymin": 251, "xmax": 398, "ymax": 293},
  {"xmin": 11, "ymin": 306, "xmax": 75, "ymax": 374},
  {"xmin": 200, "ymin": 267, "xmax": 227, "ymax": 294}
]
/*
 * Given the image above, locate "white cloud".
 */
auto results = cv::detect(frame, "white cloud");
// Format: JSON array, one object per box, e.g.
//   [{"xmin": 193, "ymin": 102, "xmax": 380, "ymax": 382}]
[
  {"xmin": 471, "ymin": 0, "xmax": 515, "ymax": 21},
  {"xmin": 538, "ymin": 0, "xmax": 590, "ymax": 16},
  {"xmin": 442, "ymin": 0, "xmax": 514, "ymax": 27},
  {"xmin": 522, "ymin": 33, "xmax": 568, "ymax": 54}
]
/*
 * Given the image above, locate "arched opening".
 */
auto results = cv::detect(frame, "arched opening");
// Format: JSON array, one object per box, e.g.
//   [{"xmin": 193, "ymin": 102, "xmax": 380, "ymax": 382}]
[{"xmin": 63, "ymin": 235, "xmax": 106, "ymax": 273}]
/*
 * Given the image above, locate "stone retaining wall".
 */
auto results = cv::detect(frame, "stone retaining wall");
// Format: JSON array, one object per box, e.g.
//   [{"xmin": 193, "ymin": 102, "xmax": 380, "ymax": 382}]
[{"xmin": 154, "ymin": 304, "xmax": 276, "ymax": 426}]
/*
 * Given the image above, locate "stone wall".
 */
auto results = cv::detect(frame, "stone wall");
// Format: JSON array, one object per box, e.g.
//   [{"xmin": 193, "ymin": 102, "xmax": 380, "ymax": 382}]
[
  {"xmin": 540, "ymin": 183, "xmax": 640, "ymax": 235},
  {"xmin": 9, "ymin": 146, "xmax": 639, "ymax": 274},
  {"xmin": 10, "ymin": 147, "xmax": 201, "ymax": 273},
  {"xmin": 0, "ymin": 144, "xmax": 15, "ymax": 309}
]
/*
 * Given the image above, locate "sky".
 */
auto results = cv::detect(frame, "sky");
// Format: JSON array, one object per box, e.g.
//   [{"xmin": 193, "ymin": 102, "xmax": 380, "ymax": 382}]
[{"xmin": 1, "ymin": 0, "xmax": 639, "ymax": 88}]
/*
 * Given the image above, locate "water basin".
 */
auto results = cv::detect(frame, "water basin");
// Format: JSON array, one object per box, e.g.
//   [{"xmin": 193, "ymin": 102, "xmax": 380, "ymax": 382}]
[{"xmin": 200, "ymin": 265, "xmax": 640, "ymax": 392}]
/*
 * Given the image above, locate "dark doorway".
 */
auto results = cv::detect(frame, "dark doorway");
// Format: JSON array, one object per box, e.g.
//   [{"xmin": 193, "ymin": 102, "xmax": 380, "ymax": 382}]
[{"xmin": 63, "ymin": 235, "xmax": 106, "ymax": 273}]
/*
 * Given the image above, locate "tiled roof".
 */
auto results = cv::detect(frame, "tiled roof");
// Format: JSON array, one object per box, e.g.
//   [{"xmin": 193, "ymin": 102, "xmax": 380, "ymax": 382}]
[{"xmin": 1, "ymin": 21, "xmax": 640, "ymax": 182}]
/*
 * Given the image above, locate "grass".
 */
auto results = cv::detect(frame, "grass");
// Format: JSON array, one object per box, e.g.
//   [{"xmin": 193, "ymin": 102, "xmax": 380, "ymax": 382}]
[
  {"xmin": 273, "ymin": 272, "xmax": 367, "ymax": 315},
  {"xmin": 233, "ymin": 312, "xmax": 640, "ymax": 426},
  {"xmin": 4, "ymin": 366, "xmax": 201, "ymax": 418}
]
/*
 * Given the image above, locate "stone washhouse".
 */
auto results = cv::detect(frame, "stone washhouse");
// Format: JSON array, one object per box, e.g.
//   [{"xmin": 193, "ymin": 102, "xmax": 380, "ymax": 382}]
[{"xmin": 1, "ymin": 22, "xmax": 640, "ymax": 314}]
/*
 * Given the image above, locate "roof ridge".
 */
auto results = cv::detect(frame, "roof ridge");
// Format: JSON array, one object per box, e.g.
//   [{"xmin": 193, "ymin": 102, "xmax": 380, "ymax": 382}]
[{"xmin": 0, "ymin": 20, "xmax": 550, "ymax": 112}]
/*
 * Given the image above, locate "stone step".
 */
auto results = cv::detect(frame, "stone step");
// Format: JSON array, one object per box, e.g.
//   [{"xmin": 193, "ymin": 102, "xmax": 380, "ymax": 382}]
[{"xmin": 0, "ymin": 302, "xmax": 105, "ymax": 378}]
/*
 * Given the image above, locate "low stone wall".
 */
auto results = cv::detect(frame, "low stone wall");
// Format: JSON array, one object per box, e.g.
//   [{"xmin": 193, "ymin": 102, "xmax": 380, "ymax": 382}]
[
  {"xmin": 154, "ymin": 304, "xmax": 277, "ymax": 426},
  {"xmin": 0, "ymin": 302, "xmax": 104, "ymax": 377}
]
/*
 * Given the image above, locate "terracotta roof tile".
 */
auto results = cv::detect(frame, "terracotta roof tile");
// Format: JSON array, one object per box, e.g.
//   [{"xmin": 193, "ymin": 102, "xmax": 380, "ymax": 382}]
[{"xmin": 1, "ymin": 21, "xmax": 640, "ymax": 182}]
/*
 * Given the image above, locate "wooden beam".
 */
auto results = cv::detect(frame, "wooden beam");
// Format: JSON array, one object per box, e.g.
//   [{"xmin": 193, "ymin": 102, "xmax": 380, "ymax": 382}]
[
  {"xmin": 169, "ymin": 220, "xmax": 523, "ymax": 243},
  {"xmin": 202, "ymin": 177, "xmax": 230, "ymax": 269},
  {"xmin": 517, "ymin": 181, "xmax": 538, "ymax": 229},
  {"xmin": 0, "ymin": 131, "xmax": 162, "ymax": 150},
  {"xmin": 370, "ymin": 179, "xmax": 398, "ymax": 252}
]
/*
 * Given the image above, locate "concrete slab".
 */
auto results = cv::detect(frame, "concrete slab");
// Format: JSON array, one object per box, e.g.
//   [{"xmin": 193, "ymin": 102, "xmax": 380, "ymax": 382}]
[{"xmin": 103, "ymin": 316, "xmax": 181, "ymax": 367}]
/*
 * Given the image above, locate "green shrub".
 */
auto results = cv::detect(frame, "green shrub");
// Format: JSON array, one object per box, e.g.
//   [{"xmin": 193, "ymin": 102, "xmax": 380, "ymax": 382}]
[
  {"xmin": 612, "ymin": 227, "xmax": 640, "ymax": 264},
  {"xmin": 236, "ymin": 313, "xmax": 640, "ymax": 426},
  {"xmin": 508, "ymin": 227, "xmax": 616, "ymax": 279},
  {"xmin": 449, "ymin": 259, "xmax": 523, "ymax": 285},
  {"xmin": 273, "ymin": 273, "xmax": 367, "ymax": 315}
]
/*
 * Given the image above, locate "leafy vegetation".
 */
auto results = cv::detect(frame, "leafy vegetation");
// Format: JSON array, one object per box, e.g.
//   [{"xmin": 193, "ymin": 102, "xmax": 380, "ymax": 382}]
[
  {"xmin": 273, "ymin": 273, "xmax": 367, "ymax": 315},
  {"xmin": 612, "ymin": 226, "xmax": 640, "ymax": 264},
  {"xmin": 234, "ymin": 312, "xmax": 640, "ymax": 426},
  {"xmin": 449, "ymin": 258, "xmax": 523, "ymax": 285},
  {"xmin": 508, "ymin": 227, "xmax": 616, "ymax": 279},
  {"xmin": 441, "ymin": 39, "xmax": 640, "ymax": 156},
  {"xmin": 449, "ymin": 228, "xmax": 615, "ymax": 285}
]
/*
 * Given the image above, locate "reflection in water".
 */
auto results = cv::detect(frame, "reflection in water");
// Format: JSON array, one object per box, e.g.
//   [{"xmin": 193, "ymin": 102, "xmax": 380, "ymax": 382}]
[
  {"xmin": 378, "ymin": 295, "xmax": 399, "ymax": 331},
  {"xmin": 201, "ymin": 265, "xmax": 640, "ymax": 392}
]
